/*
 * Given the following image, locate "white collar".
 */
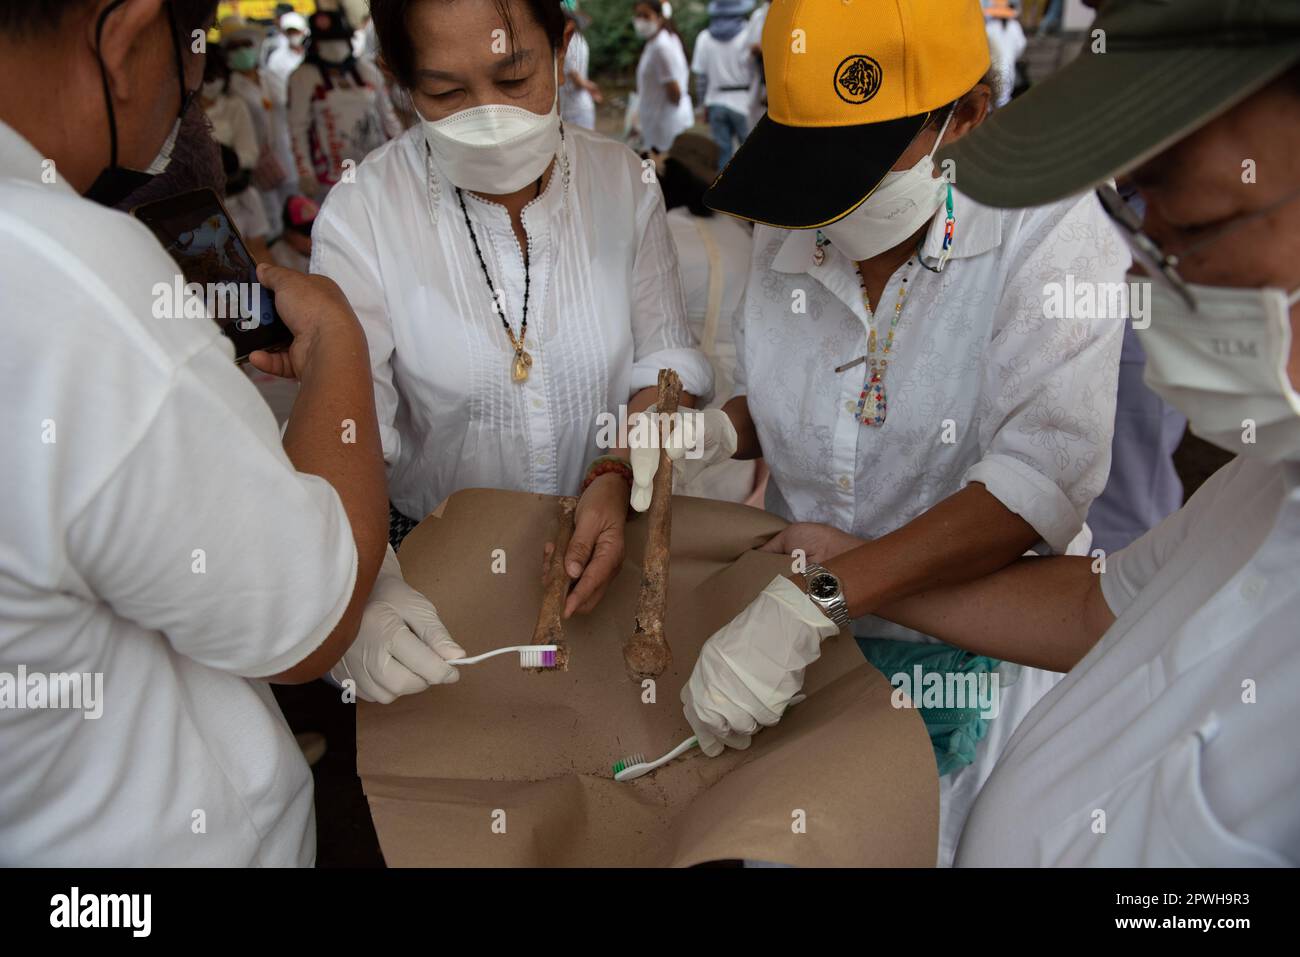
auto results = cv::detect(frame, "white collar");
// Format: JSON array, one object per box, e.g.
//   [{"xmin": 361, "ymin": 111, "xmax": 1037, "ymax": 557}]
[
  {"xmin": 770, "ymin": 186, "xmax": 1003, "ymax": 275},
  {"xmin": 0, "ymin": 119, "xmax": 78, "ymax": 196}
]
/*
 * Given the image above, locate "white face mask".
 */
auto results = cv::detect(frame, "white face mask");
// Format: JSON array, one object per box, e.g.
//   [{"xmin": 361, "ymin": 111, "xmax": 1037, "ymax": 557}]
[
  {"xmin": 821, "ymin": 108, "xmax": 954, "ymax": 262},
  {"xmin": 1139, "ymin": 281, "xmax": 1300, "ymax": 462},
  {"xmin": 145, "ymin": 117, "xmax": 182, "ymax": 175},
  {"xmin": 633, "ymin": 17, "xmax": 657, "ymax": 39},
  {"xmin": 201, "ymin": 79, "xmax": 224, "ymax": 101},
  {"xmin": 421, "ymin": 58, "xmax": 561, "ymax": 194}
]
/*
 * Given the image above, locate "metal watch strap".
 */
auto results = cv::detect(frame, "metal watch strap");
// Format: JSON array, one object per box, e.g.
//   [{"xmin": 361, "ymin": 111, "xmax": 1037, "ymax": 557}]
[{"xmin": 803, "ymin": 563, "xmax": 852, "ymax": 629}]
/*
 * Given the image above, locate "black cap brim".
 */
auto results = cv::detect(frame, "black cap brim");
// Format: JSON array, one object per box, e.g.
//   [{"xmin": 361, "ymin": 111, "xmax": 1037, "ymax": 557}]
[{"xmin": 704, "ymin": 111, "xmax": 931, "ymax": 229}]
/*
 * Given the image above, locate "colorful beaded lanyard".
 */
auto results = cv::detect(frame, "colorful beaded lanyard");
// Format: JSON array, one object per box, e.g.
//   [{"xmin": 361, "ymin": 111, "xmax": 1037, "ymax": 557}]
[{"xmin": 828, "ymin": 183, "xmax": 956, "ymax": 427}]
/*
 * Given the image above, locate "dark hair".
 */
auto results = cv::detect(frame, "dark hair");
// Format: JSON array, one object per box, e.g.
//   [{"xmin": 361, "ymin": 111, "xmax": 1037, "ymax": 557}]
[
  {"xmin": 0, "ymin": 0, "xmax": 216, "ymax": 37},
  {"xmin": 370, "ymin": 0, "xmax": 566, "ymax": 89},
  {"xmin": 658, "ymin": 157, "xmax": 713, "ymax": 217}
]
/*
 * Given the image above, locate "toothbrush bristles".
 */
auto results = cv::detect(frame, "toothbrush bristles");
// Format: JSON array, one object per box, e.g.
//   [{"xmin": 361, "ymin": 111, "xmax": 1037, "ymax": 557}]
[
  {"xmin": 612, "ymin": 753, "xmax": 646, "ymax": 776},
  {"xmin": 519, "ymin": 647, "xmax": 558, "ymax": 669}
]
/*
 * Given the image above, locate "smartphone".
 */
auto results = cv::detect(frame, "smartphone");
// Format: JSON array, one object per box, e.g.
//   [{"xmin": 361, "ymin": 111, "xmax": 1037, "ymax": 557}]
[{"xmin": 132, "ymin": 188, "xmax": 292, "ymax": 363}]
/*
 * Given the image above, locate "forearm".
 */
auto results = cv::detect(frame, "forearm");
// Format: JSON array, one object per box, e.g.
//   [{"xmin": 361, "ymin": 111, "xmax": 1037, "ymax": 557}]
[
  {"xmin": 873, "ymin": 555, "xmax": 1115, "ymax": 672},
  {"xmin": 272, "ymin": 330, "xmax": 388, "ymax": 682},
  {"xmin": 722, "ymin": 394, "xmax": 761, "ymax": 459},
  {"xmin": 824, "ymin": 483, "xmax": 1038, "ymax": 616}
]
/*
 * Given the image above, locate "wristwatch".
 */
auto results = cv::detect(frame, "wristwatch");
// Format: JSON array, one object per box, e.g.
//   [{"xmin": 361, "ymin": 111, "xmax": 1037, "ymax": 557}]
[{"xmin": 802, "ymin": 563, "xmax": 852, "ymax": 629}]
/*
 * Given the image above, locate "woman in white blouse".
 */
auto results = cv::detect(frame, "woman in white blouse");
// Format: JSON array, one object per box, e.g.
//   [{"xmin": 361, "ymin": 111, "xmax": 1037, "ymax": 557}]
[
  {"xmin": 630, "ymin": 1, "xmax": 694, "ymax": 154},
  {"xmin": 312, "ymin": 0, "xmax": 711, "ymax": 645},
  {"xmin": 674, "ymin": 0, "xmax": 1125, "ymax": 866}
]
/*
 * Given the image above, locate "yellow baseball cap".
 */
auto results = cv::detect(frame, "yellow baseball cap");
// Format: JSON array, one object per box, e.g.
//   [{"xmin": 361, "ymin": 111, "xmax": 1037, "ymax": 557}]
[{"xmin": 705, "ymin": 0, "xmax": 991, "ymax": 229}]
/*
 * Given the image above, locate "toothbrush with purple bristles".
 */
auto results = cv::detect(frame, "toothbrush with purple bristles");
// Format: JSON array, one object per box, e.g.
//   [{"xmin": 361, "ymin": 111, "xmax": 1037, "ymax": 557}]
[{"xmin": 448, "ymin": 645, "xmax": 559, "ymax": 669}]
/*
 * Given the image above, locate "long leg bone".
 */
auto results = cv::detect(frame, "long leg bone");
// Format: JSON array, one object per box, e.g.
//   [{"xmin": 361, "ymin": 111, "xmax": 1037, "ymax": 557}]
[
  {"xmin": 532, "ymin": 495, "xmax": 578, "ymax": 671},
  {"xmin": 623, "ymin": 369, "xmax": 681, "ymax": 681}
]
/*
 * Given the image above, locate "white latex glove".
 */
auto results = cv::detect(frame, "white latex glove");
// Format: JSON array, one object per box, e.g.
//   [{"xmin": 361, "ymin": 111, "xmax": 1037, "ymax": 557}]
[
  {"xmin": 681, "ymin": 575, "xmax": 839, "ymax": 756},
  {"xmin": 629, "ymin": 407, "xmax": 738, "ymax": 512},
  {"xmin": 329, "ymin": 545, "xmax": 466, "ymax": 703}
]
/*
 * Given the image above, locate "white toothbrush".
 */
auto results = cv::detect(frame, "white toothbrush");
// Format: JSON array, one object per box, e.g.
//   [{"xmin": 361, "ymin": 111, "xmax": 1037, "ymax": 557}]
[
  {"xmin": 448, "ymin": 645, "xmax": 558, "ymax": 668},
  {"xmin": 612, "ymin": 735, "xmax": 700, "ymax": 781}
]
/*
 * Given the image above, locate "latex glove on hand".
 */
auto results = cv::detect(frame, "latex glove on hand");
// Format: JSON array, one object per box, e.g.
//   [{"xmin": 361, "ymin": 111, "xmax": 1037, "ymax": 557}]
[
  {"xmin": 628, "ymin": 407, "xmax": 738, "ymax": 512},
  {"xmin": 681, "ymin": 575, "xmax": 840, "ymax": 756},
  {"xmin": 329, "ymin": 545, "xmax": 466, "ymax": 703}
]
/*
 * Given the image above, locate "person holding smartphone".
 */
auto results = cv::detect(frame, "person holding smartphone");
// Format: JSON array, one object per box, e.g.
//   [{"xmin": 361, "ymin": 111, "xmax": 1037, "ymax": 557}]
[{"xmin": 0, "ymin": 0, "xmax": 394, "ymax": 865}]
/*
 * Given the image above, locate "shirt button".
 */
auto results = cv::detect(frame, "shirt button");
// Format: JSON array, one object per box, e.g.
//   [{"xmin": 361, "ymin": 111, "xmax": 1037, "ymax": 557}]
[
  {"xmin": 844, "ymin": 400, "xmax": 857, "ymax": 414},
  {"xmin": 1240, "ymin": 577, "xmax": 1265, "ymax": 601},
  {"xmin": 532, "ymin": 398, "xmax": 544, "ymax": 410},
  {"xmin": 838, "ymin": 476, "xmax": 851, "ymax": 491},
  {"xmin": 535, "ymin": 453, "xmax": 547, "ymax": 465}
]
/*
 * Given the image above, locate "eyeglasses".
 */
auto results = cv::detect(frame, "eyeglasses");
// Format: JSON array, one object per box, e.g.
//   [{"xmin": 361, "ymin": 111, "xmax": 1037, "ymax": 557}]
[{"xmin": 1096, "ymin": 181, "xmax": 1300, "ymax": 312}]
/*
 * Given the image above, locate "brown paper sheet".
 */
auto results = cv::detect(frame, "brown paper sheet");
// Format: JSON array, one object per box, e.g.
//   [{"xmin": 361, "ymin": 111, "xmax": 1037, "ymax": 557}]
[{"xmin": 356, "ymin": 489, "xmax": 938, "ymax": 866}]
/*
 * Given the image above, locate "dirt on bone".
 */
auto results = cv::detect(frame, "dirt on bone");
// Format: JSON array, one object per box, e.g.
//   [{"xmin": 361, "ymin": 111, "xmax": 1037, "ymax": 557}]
[
  {"xmin": 623, "ymin": 368, "xmax": 681, "ymax": 681},
  {"xmin": 531, "ymin": 496, "xmax": 578, "ymax": 672}
]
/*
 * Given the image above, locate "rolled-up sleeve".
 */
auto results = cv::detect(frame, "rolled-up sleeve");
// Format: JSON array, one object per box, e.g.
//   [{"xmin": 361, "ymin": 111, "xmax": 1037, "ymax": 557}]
[
  {"xmin": 963, "ymin": 192, "xmax": 1128, "ymax": 553},
  {"xmin": 311, "ymin": 195, "xmax": 403, "ymax": 472},
  {"xmin": 628, "ymin": 178, "xmax": 714, "ymax": 400}
]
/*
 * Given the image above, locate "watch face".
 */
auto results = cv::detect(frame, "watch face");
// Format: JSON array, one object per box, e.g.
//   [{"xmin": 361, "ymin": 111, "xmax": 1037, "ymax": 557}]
[{"xmin": 808, "ymin": 572, "xmax": 839, "ymax": 600}]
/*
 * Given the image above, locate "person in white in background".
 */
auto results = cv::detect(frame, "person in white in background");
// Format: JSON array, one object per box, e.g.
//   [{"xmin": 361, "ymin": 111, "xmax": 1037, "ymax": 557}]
[
  {"xmin": 899, "ymin": 0, "xmax": 1300, "ymax": 867},
  {"xmin": 560, "ymin": 2, "xmax": 601, "ymax": 130},
  {"xmin": 983, "ymin": 1, "xmax": 1025, "ymax": 110},
  {"xmin": 630, "ymin": 0, "xmax": 692, "ymax": 154},
  {"xmin": 200, "ymin": 50, "xmax": 272, "ymax": 256},
  {"xmin": 310, "ymin": 0, "xmax": 712, "ymax": 678},
  {"xmin": 691, "ymin": 0, "xmax": 754, "ymax": 170},
  {"xmin": 289, "ymin": 8, "xmax": 402, "ymax": 202},
  {"xmin": 221, "ymin": 16, "xmax": 296, "ymax": 236},
  {"xmin": 267, "ymin": 10, "xmax": 309, "ymax": 86},
  {"xmin": 744, "ymin": 0, "xmax": 768, "ymax": 130},
  {"xmin": 657, "ymin": 132, "xmax": 762, "ymax": 504},
  {"xmin": 0, "ymin": 0, "xmax": 393, "ymax": 865},
  {"xmin": 659, "ymin": 0, "xmax": 1125, "ymax": 867}
]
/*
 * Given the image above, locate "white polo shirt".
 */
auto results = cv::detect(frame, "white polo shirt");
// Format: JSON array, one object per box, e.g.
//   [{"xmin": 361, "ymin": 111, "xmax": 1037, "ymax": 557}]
[
  {"xmin": 0, "ymin": 121, "xmax": 357, "ymax": 865},
  {"xmin": 958, "ymin": 455, "xmax": 1300, "ymax": 866}
]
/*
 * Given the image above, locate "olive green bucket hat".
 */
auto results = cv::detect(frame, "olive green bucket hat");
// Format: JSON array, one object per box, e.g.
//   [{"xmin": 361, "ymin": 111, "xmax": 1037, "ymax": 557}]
[{"xmin": 942, "ymin": 0, "xmax": 1300, "ymax": 208}]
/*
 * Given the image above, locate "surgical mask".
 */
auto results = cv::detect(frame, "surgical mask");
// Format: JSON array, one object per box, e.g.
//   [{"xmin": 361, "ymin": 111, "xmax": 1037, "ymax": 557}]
[
  {"xmin": 227, "ymin": 47, "xmax": 259, "ymax": 72},
  {"xmin": 146, "ymin": 116, "xmax": 181, "ymax": 175},
  {"xmin": 201, "ymin": 79, "xmax": 225, "ymax": 100},
  {"xmin": 315, "ymin": 40, "xmax": 352, "ymax": 64},
  {"xmin": 421, "ymin": 58, "xmax": 561, "ymax": 194},
  {"xmin": 821, "ymin": 108, "xmax": 954, "ymax": 262},
  {"xmin": 633, "ymin": 17, "xmax": 657, "ymax": 39},
  {"xmin": 1139, "ymin": 281, "xmax": 1300, "ymax": 462}
]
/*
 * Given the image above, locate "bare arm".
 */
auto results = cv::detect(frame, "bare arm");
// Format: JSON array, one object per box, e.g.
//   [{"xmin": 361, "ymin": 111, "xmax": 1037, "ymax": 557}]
[
  {"xmin": 814, "ymin": 484, "xmax": 1038, "ymax": 618},
  {"xmin": 873, "ymin": 555, "xmax": 1115, "ymax": 672},
  {"xmin": 665, "ymin": 80, "xmax": 682, "ymax": 105},
  {"xmin": 251, "ymin": 267, "xmax": 389, "ymax": 683},
  {"xmin": 722, "ymin": 394, "xmax": 761, "ymax": 459}
]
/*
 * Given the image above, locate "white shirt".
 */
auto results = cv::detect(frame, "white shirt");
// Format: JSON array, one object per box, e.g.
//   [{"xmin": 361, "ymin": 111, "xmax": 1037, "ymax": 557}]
[
  {"xmin": 561, "ymin": 31, "xmax": 596, "ymax": 130},
  {"xmin": 691, "ymin": 28, "xmax": 755, "ymax": 118},
  {"xmin": 229, "ymin": 69, "xmax": 294, "ymax": 187},
  {"xmin": 311, "ymin": 125, "xmax": 713, "ymax": 520},
  {"xmin": 959, "ymin": 456, "xmax": 1300, "ymax": 866},
  {"xmin": 636, "ymin": 29, "xmax": 694, "ymax": 152},
  {"xmin": 205, "ymin": 93, "xmax": 260, "ymax": 170},
  {"xmin": 0, "ymin": 121, "xmax": 357, "ymax": 865},
  {"xmin": 733, "ymin": 189, "xmax": 1128, "ymax": 864},
  {"xmin": 667, "ymin": 207, "xmax": 756, "ymax": 503}
]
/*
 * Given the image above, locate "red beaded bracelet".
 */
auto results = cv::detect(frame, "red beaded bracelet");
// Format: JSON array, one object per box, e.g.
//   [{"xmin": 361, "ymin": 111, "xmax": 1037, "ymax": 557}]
[{"xmin": 581, "ymin": 455, "xmax": 634, "ymax": 493}]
